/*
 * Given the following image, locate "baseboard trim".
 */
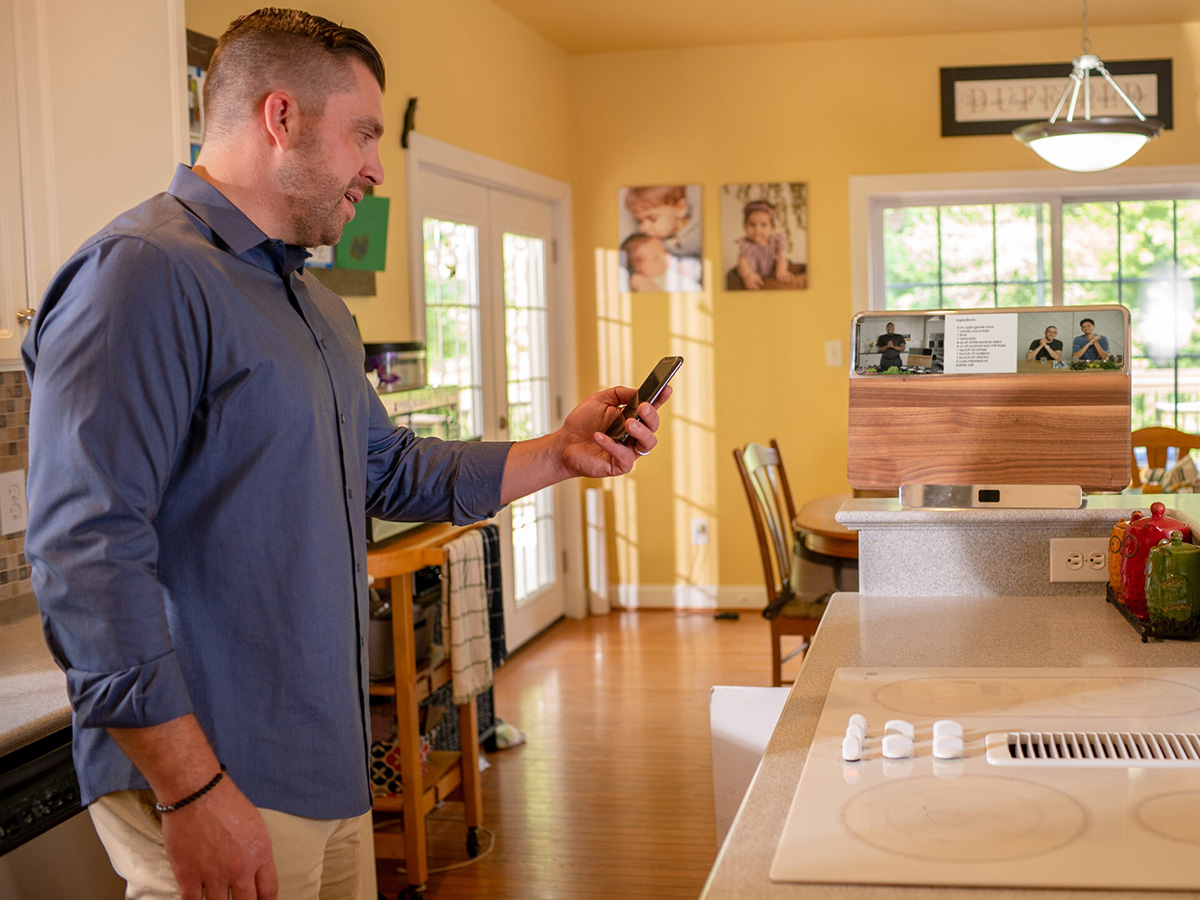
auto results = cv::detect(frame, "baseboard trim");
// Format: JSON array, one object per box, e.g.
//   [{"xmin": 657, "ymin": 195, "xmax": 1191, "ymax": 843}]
[{"xmin": 613, "ymin": 584, "xmax": 763, "ymax": 611}]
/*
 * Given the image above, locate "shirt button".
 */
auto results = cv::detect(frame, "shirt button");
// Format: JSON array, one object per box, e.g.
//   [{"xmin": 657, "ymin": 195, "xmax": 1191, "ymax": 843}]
[
  {"xmin": 348, "ymin": 488, "xmax": 354, "ymax": 499},
  {"xmin": 340, "ymin": 414, "xmax": 346, "ymax": 424}
]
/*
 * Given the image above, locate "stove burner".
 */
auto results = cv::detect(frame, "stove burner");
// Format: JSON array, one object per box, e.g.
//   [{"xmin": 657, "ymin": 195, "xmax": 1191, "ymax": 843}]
[
  {"xmin": 1053, "ymin": 677, "xmax": 1200, "ymax": 719},
  {"xmin": 841, "ymin": 775, "xmax": 1088, "ymax": 862},
  {"xmin": 872, "ymin": 678, "xmax": 1023, "ymax": 717},
  {"xmin": 1135, "ymin": 791, "xmax": 1200, "ymax": 846}
]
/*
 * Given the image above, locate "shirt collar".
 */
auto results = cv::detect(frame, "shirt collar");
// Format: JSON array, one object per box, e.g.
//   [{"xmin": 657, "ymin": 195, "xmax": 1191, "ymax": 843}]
[{"xmin": 167, "ymin": 164, "xmax": 311, "ymax": 277}]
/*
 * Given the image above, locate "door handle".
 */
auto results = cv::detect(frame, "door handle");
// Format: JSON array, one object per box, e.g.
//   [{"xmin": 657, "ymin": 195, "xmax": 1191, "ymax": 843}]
[
  {"xmin": 499, "ymin": 415, "xmax": 508, "ymax": 430},
  {"xmin": 17, "ymin": 308, "xmax": 36, "ymax": 326}
]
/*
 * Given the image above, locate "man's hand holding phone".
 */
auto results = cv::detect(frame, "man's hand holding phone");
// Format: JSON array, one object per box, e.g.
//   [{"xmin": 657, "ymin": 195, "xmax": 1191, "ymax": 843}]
[{"xmin": 602, "ymin": 356, "xmax": 684, "ymax": 449}]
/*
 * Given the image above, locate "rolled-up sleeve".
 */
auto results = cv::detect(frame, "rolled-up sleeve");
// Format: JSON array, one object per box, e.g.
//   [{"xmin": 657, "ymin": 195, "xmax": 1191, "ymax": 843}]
[{"xmin": 24, "ymin": 236, "xmax": 203, "ymax": 730}]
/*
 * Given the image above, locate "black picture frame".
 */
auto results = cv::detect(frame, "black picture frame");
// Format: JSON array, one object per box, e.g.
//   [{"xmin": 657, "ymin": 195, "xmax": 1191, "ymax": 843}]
[{"xmin": 940, "ymin": 59, "xmax": 1173, "ymax": 136}]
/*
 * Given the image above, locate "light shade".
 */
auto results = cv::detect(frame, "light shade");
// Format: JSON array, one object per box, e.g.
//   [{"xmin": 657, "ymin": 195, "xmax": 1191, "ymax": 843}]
[{"xmin": 1013, "ymin": 117, "xmax": 1164, "ymax": 173}]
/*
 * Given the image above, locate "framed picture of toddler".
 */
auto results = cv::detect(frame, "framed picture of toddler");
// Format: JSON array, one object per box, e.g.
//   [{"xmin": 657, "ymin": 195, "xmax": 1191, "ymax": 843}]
[
  {"xmin": 720, "ymin": 183, "xmax": 808, "ymax": 291},
  {"xmin": 618, "ymin": 185, "xmax": 703, "ymax": 293}
]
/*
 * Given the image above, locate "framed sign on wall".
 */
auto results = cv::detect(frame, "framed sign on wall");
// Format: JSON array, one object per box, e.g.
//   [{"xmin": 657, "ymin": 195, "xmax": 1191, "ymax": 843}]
[{"xmin": 939, "ymin": 59, "xmax": 1173, "ymax": 137}]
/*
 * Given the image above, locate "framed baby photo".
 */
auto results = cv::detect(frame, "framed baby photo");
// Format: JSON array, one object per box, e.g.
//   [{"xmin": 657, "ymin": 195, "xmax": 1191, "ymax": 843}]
[
  {"xmin": 618, "ymin": 184, "xmax": 703, "ymax": 293},
  {"xmin": 720, "ymin": 183, "xmax": 808, "ymax": 291}
]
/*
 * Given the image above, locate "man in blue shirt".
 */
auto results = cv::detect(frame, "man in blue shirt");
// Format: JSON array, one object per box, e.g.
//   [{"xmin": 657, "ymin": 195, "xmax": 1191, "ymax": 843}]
[
  {"xmin": 1071, "ymin": 317, "xmax": 1110, "ymax": 361},
  {"xmin": 22, "ymin": 10, "xmax": 668, "ymax": 900}
]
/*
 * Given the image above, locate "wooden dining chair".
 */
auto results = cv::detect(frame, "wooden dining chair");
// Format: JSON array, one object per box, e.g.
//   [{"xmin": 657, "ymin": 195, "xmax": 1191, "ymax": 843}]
[
  {"xmin": 733, "ymin": 440, "xmax": 828, "ymax": 686},
  {"xmin": 1130, "ymin": 427, "xmax": 1200, "ymax": 488}
]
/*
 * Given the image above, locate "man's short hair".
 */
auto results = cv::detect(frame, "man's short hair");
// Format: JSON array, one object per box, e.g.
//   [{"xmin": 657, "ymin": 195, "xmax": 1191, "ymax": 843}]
[
  {"xmin": 1080, "ymin": 317, "xmax": 1095, "ymax": 327},
  {"xmin": 203, "ymin": 8, "xmax": 385, "ymax": 141},
  {"xmin": 625, "ymin": 185, "xmax": 687, "ymax": 214}
]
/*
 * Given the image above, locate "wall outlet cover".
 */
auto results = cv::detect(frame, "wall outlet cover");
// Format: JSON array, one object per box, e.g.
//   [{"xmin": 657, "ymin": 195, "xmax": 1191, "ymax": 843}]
[{"xmin": 1049, "ymin": 537, "xmax": 1109, "ymax": 582}]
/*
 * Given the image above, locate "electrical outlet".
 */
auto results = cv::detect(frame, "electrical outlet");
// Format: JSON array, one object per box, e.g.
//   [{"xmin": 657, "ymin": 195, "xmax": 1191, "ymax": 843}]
[
  {"xmin": 1049, "ymin": 537, "xmax": 1109, "ymax": 582},
  {"xmin": 0, "ymin": 469, "xmax": 27, "ymax": 536},
  {"xmin": 690, "ymin": 517, "xmax": 709, "ymax": 545}
]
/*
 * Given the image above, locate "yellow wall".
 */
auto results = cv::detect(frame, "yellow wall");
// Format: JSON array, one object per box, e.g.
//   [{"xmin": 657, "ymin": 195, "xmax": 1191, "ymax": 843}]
[
  {"xmin": 569, "ymin": 22, "xmax": 1200, "ymax": 591},
  {"xmin": 184, "ymin": 0, "xmax": 571, "ymax": 341},
  {"xmin": 182, "ymin": 6, "xmax": 1200, "ymax": 595}
]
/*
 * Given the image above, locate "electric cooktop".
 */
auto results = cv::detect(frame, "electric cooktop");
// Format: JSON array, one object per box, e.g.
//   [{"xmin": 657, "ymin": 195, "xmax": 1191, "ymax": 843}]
[{"xmin": 770, "ymin": 667, "xmax": 1200, "ymax": 891}]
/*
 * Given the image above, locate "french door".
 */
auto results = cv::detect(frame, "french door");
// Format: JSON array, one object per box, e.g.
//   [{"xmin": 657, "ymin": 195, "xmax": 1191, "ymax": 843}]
[{"xmin": 414, "ymin": 167, "xmax": 570, "ymax": 652}]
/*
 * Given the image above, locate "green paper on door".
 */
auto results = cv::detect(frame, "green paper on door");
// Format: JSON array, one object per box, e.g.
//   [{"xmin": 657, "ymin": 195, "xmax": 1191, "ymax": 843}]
[{"xmin": 335, "ymin": 194, "xmax": 389, "ymax": 271}]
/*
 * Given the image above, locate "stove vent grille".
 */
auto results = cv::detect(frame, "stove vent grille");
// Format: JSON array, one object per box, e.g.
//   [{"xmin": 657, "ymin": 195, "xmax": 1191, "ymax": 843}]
[{"xmin": 986, "ymin": 731, "xmax": 1200, "ymax": 768}]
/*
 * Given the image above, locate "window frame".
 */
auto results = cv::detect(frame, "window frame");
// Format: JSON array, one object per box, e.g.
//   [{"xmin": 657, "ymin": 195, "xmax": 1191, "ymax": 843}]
[{"xmin": 850, "ymin": 165, "xmax": 1200, "ymax": 313}]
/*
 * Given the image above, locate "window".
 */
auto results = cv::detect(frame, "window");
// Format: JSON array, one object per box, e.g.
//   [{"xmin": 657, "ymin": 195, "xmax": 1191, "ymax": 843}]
[{"xmin": 868, "ymin": 174, "xmax": 1200, "ymax": 431}]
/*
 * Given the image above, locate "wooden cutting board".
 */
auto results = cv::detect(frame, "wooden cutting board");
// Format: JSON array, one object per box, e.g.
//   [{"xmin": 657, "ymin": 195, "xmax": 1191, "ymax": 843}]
[{"xmin": 847, "ymin": 371, "xmax": 1131, "ymax": 491}]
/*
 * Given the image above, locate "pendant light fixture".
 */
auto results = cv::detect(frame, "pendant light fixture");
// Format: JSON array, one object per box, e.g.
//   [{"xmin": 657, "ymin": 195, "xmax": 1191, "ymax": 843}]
[{"xmin": 1013, "ymin": 0, "xmax": 1163, "ymax": 172}]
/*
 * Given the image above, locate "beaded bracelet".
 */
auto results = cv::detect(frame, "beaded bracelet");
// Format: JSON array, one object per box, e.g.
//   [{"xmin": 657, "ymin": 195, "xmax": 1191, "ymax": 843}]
[{"xmin": 155, "ymin": 763, "xmax": 227, "ymax": 813}]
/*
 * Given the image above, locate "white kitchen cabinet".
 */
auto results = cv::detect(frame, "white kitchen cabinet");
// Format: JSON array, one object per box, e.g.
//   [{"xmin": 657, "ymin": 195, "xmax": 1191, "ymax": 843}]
[{"xmin": 0, "ymin": 0, "xmax": 188, "ymax": 370}]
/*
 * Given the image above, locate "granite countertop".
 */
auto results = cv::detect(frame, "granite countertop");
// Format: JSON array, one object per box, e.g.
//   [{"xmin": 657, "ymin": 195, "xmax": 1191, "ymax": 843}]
[
  {"xmin": 701, "ymin": 592, "xmax": 1200, "ymax": 900},
  {"xmin": 0, "ymin": 594, "xmax": 70, "ymax": 756}
]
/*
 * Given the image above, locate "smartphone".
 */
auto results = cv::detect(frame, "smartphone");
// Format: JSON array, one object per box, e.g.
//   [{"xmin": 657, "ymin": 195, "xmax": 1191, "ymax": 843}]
[{"xmin": 604, "ymin": 356, "xmax": 683, "ymax": 444}]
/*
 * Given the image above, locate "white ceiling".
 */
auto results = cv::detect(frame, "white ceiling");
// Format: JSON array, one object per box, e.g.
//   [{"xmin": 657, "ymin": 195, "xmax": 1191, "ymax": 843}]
[{"xmin": 486, "ymin": 0, "xmax": 1200, "ymax": 54}]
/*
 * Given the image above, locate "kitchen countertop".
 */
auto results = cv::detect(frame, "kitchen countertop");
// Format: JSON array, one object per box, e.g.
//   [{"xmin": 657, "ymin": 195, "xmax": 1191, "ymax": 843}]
[
  {"xmin": 700, "ymin": 591, "xmax": 1200, "ymax": 900},
  {"xmin": 0, "ymin": 594, "xmax": 70, "ymax": 757}
]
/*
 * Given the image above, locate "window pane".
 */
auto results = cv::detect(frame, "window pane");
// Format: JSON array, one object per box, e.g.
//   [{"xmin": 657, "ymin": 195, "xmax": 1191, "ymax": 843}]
[
  {"xmin": 887, "ymin": 286, "xmax": 940, "ymax": 309},
  {"xmin": 943, "ymin": 284, "xmax": 994, "ymax": 308},
  {"xmin": 1063, "ymin": 281, "xmax": 1119, "ymax": 305},
  {"xmin": 997, "ymin": 283, "xmax": 1040, "ymax": 306},
  {"xmin": 1063, "ymin": 201, "xmax": 1118, "ymax": 282},
  {"xmin": 1120, "ymin": 200, "xmax": 1174, "ymax": 282},
  {"xmin": 1176, "ymin": 200, "xmax": 1200, "ymax": 278},
  {"xmin": 883, "ymin": 206, "xmax": 940, "ymax": 286},
  {"xmin": 423, "ymin": 217, "xmax": 483, "ymax": 439},
  {"xmin": 502, "ymin": 232, "xmax": 554, "ymax": 603},
  {"xmin": 940, "ymin": 205, "xmax": 993, "ymax": 285},
  {"xmin": 995, "ymin": 203, "xmax": 1050, "ymax": 286}
]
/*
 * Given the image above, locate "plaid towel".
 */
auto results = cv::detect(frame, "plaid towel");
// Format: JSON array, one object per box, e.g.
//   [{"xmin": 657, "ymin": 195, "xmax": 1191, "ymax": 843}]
[
  {"xmin": 443, "ymin": 530, "xmax": 493, "ymax": 703},
  {"xmin": 479, "ymin": 524, "xmax": 507, "ymax": 667}
]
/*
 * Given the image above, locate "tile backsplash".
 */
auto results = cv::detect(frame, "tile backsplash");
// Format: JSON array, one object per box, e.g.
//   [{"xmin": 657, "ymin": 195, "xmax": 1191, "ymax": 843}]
[{"xmin": 0, "ymin": 370, "xmax": 31, "ymax": 606}]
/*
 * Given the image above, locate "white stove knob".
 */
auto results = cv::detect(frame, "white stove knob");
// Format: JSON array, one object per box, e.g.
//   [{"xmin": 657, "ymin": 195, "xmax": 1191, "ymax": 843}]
[
  {"xmin": 848, "ymin": 713, "xmax": 867, "ymax": 732},
  {"xmin": 883, "ymin": 719, "xmax": 914, "ymax": 739},
  {"xmin": 932, "ymin": 735, "xmax": 964, "ymax": 759},
  {"xmin": 845, "ymin": 722, "xmax": 866, "ymax": 741},
  {"xmin": 933, "ymin": 720, "xmax": 963, "ymax": 739},
  {"xmin": 842, "ymin": 734, "xmax": 863, "ymax": 761},
  {"xmin": 882, "ymin": 733, "xmax": 913, "ymax": 759}
]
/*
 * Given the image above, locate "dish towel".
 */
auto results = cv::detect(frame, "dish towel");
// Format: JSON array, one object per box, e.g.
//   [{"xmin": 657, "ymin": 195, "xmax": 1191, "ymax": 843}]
[
  {"xmin": 479, "ymin": 524, "xmax": 508, "ymax": 668},
  {"xmin": 443, "ymin": 529, "xmax": 494, "ymax": 704}
]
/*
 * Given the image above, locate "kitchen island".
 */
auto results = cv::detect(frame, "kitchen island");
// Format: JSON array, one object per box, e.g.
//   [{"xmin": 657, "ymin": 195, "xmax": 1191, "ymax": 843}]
[{"xmin": 703, "ymin": 495, "xmax": 1200, "ymax": 899}]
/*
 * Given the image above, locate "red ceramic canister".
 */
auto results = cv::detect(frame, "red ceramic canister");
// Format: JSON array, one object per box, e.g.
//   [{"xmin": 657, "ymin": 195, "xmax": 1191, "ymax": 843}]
[{"xmin": 1121, "ymin": 502, "xmax": 1192, "ymax": 619}]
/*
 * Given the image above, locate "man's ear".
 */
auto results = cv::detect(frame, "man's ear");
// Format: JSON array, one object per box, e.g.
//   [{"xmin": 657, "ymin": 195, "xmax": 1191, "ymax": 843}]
[{"xmin": 262, "ymin": 90, "xmax": 300, "ymax": 150}]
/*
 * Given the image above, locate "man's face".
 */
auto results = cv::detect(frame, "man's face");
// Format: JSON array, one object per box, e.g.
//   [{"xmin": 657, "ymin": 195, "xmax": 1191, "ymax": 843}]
[
  {"xmin": 633, "ymin": 199, "xmax": 688, "ymax": 239},
  {"xmin": 1081, "ymin": 321, "xmax": 1094, "ymax": 337},
  {"xmin": 886, "ymin": 324, "xmax": 895, "ymax": 334},
  {"xmin": 277, "ymin": 60, "xmax": 385, "ymax": 247},
  {"xmin": 1045, "ymin": 327, "xmax": 1057, "ymax": 341}
]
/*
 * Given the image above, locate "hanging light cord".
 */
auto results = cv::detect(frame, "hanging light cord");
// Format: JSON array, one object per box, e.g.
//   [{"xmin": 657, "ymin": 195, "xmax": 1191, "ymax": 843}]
[{"xmin": 1080, "ymin": 0, "xmax": 1091, "ymax": 55}]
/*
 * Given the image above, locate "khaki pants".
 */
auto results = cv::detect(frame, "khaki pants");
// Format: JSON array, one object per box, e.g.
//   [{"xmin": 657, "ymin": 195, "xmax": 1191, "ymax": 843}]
[{"xmin": 89, "ymin": 791, "xmax": 377, "ymax": 900}]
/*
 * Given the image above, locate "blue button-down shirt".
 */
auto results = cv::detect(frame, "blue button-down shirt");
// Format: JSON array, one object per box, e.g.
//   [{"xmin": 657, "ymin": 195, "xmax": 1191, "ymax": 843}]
[
  {"xmin": 23, "ymin": 166, "xmax": 510, "ymax": 819},
  {"xmin": 1072, "ymin": 332, "xmax": 1109, "ymax": 360}
]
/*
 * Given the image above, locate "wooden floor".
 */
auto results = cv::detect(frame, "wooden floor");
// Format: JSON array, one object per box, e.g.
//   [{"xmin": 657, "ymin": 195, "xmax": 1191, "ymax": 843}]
[{"xmin": 376, "ymin": 608, "xmax": 783, "ymax": 900}]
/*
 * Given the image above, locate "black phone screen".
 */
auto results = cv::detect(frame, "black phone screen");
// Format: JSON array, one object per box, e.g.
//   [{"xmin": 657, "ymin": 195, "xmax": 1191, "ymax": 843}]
[{"xmin": 605, "ymin": 356, "xmax": 683, "ymax": 443}]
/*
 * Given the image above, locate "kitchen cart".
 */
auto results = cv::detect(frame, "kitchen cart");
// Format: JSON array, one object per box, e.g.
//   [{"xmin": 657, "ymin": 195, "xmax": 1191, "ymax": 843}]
[{"xmin": 366, "ymin": 522, "xmax": 486, "ymax": 899}]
